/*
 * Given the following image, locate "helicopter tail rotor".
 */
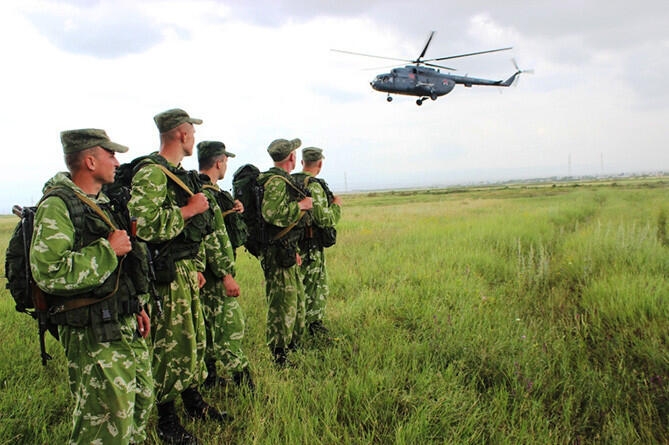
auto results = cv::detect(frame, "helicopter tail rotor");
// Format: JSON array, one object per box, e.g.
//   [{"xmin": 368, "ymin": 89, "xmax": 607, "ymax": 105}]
[{"xmin": 510, "ymin": 58, "xmax": 534, "ymax": 86}]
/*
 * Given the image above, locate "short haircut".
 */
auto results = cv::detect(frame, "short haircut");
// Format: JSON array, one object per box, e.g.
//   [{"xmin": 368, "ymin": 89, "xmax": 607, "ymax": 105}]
[
  {"xmin": 199, "ymin": 154, "xmax": 225, "ymax": 171},
  {"xmin": 64, "ymin": 146, "xmax": 97, "ymax": 173}
]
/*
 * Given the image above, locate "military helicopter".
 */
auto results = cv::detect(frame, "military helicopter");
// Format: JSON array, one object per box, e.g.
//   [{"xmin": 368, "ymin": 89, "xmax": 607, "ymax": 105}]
[{"xmin": 332, "ymin": 31, "xmax": 531, "ymax": 105}]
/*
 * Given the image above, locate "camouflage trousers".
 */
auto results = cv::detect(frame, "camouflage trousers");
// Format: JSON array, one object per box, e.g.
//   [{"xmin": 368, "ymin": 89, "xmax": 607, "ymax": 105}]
[
  {"xmin": 59, "ymin": 315, "xmax": 153, "ymax": 445},
  {"xmin": 201, "ymin": 277, "xmax": 249, "ymax": 374},
  {"xmin": 261, "ymin": 249, "xmax": 306, "ymax": 350},
  {"xmin": 151, "ymin": 259, "xmax": 207, "ymax": 404},
  {"xmin": 300, "ymin": 247, "xmax": 329, "ymax": 325}
]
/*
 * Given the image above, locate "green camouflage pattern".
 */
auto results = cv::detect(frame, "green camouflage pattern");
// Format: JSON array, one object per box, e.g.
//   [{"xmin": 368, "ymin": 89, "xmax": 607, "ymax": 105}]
[
  {"xmin": 301, "ymin": 146, "xmax": 324, "ymax": 162},
  {"xmin": 201, "ymin": 184, "xmax": 249, "ymax": 373},
  {"xmin": 128, "ymin": 162, "xmax": 207, "ymax": 403},
  {"xmin": 149, "ymin": 259, "xmax": 207, "ymax": 403},
  {"xmin": 60, "ymin": 128, "xmax": 129, "ymax": 154},
  {"xmin": 259, "ymin": 168, "xmax": 302, "ymax": 228},
  {"xmin": 128, "ymin": 164, "xmax": 186, "ymax": 243},
  {"xmin": 30, "ymin": 173, "xmax": 119, "ymax": 295},
  {"xmin": 267, "ymin": 138, "xmax": 301, "ymax": 161},
  {"xmin": 259, "ymin": 167, "xmax": 307, "ymax": 349},
  {"xmin": 305, "ymin": 175, "xmax": 341, "ymax": 229},
  {"xmin": 30, "ymin": 172, "xmax": 153, "ymax": 444},
  {"xmin": 153, "ymin": 108, "xmax": 202, "ymax": 134},
  {"xmin": 260, "ymin": 251, "xmax": 306, "ymax": 349},
  {"xmin": 59, "ymin": 316, "xmax": 153, "ymax": 445},
  {"xmin": 300, "ymin": 175, "xmax": 341, "ymax": 324}
]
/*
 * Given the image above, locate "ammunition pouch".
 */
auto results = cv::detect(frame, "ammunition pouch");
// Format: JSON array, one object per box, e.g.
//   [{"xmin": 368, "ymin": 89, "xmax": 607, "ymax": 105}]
[
  {"xmin": 148, "ymin": 239, "xmax": 200, "ymax": 285},
  {"xmin": 151, "ymin": 249, "xmax": 177, "ymax": 285},
  {"xmin": 49, "ymin": 292, "xmax": 142, "ymax": 343},
  {"xmin": 319, "ymin": 227, "xmax": 337, "ymax": 248},
  {"xmin": 269, "ymin": 240, "xmax": 297, "ymax": 268}
]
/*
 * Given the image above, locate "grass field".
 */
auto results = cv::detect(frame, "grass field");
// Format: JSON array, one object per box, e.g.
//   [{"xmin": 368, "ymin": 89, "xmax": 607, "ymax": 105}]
[{"xmin": 1, "ymin": 180, "xmax": 667, "ymax": 444}]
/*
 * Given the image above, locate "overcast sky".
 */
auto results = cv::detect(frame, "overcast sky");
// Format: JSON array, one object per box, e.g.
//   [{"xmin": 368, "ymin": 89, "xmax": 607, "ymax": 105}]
[{"xmin": 1, "ymin": 0, "xmax": 668, "ymax": 210}]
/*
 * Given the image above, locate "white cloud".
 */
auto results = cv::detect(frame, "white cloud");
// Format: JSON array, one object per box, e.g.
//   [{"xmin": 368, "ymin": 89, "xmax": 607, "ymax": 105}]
[{"xmin": 0, "ymin": 0, "xmax": 668, "ymax": 209}]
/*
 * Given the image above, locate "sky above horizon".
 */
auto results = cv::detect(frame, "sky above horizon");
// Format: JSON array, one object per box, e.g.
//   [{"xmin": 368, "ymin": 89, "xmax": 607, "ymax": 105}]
[{"xmin": 1, "ymin": 0, "xmax": 668, "ymax": 210}]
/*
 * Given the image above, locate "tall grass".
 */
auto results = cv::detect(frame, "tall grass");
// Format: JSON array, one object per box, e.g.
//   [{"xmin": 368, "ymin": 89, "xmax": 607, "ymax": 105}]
[{"xmin": 0, "ymin": 181, "xmax": 667, "ymax": 444}]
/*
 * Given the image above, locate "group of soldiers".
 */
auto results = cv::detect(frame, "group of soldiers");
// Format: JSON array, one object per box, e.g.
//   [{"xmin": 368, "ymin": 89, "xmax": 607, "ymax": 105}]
[{"xmin": 28, "ymin": 108, "xmax": 342, "ymax": 445}]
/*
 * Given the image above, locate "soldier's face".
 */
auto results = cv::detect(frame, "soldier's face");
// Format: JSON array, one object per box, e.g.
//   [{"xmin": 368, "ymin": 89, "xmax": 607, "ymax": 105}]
[
  {"xmin": 93, "ymin": 147, "xmax": 120, "ymax": 184},
  {"xmin": 218, "ymin": 156, "xmax": 228, "ymax": 179},
  {"xmin": 183, "ymin": 124, "xmax": 196, "ymax": 156}
]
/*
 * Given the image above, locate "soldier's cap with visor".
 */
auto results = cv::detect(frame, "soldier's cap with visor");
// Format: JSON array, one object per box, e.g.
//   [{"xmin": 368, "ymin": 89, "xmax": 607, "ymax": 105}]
[
  {"xmin": 153, "ymin": 108, "xmax": 203, "ymax": 134},
  {"xmin": 267, "ymin": 138, "xmax": 301, "ymax": 161},
  {"xmin": 302, "ymin": 146, "xmax": 324, "ymax": 162},
  {"xmin": 197, "ymin": 140, "xmax": 236, "ymax": 162},
  {"xmin": 60, "ymin": 129, "xmax": 129, "ymax": 154}
]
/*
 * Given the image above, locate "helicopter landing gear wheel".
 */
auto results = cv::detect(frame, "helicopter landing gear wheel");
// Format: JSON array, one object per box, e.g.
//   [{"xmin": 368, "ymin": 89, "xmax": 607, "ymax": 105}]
[
  {"xmin": 430, "ymin": 93, "xmax": 438, "ymax": 101},
  {"xmin": 387, "ymin": 95, "xmax": 393, "ymax": 102},
  {"xmin": 416, "ymin": 98, "xmax": 423, "ymax": 106}
]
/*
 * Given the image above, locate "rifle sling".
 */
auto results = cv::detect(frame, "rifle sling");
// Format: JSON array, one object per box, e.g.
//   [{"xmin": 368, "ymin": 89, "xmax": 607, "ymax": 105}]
[{"xmin": 264, "ymin": 175, "xmax": 307, "ymax": 241}]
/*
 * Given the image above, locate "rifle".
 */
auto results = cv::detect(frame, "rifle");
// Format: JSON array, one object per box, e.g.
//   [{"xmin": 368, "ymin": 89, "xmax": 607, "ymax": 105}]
[{"xmin": 13, "ymin": 205, "xmax": 53, "ymax": 366}]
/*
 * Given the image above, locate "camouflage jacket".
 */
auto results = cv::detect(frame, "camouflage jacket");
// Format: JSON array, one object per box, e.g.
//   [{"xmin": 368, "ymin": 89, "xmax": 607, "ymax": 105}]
[
  {"xmin": 293, "ymin": 172, "xmax": 341, "ymax": 229},
  {"xmin": 128, "ymin": 154, "xmax": 206, "ymax": 269},
  {"xmin": 201, "ymin": 180, "xmax": 235, "ymax": 279},
  {"xmin": 259, "ymin": 167, "xmax": 303, "ymax": 228},
  {"xmin": 30, "ymin": 172, "xmax": 121, "ymax": 296}
]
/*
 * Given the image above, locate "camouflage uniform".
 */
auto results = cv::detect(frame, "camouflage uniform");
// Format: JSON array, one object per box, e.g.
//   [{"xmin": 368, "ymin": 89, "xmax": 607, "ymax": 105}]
[
  {"xmin": 201, "ymin": 182, "xmax": 249, "ymax": 374},
  {"xmin": 30, "ymin": 172, "xmax": 153, "ymax": 445},
  {"xmin": 295, "ymin": 172, "xmax": 341, "ymax": 326},
  {"xmin": 128, "ymin": 161, "xmax": 207, "ymax": 404},
  {"xmin": 259, "ymin": 167, "xmax": 307, "ymax": 352}
]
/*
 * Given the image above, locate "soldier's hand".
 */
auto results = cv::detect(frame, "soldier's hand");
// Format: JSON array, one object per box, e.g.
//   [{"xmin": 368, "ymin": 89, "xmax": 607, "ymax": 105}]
[
  {"xmin": 197, "ymin": 271, "xmax": 206, "ymax": 289},
  {"xmin": 298, "ymin": 197, "xmax": 313, "ymax": 211},
  {"xmin": 136, "ymin": 309, "xmax": 150, "ymax": 338},
  {"xmin": 296, "ymin": 252, "xmax": 302, "ymax": 267},
  {"xmin": 182, "ymin": 193, "xmax": 209, "ymax": 220},
  {"xmin": 233, "ymin": 199, "xmax": 244, "ymax": 213},
  {"xmin": 223, "ymin": 274, "xmax": 240, "ymax": 297},
  {"xmin": 333, "ymin": 195, "xmax": 343, "ymax": 206},
  {"xmin": 108, "ymin": 230, "xmax": 132, "ymax": 256}
]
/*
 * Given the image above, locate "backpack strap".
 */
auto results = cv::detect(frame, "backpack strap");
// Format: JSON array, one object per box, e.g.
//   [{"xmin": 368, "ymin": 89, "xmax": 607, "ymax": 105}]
[
  {"xmin": 265, "ymin": 174, "xmax": 308, "ymax": 199},
  {"xmin": 135, "ymin": 157, "xmax": 195, "ymax": 196},
  {"xmin": 264, "ymin": 175, "xmax": 307, "ymax": 241},
  {"xmin": 202, "ymin": 184, "xmax": 237, "ymax": 218},
  {"xmin": 39, "ymin": 186, "xmax": 126, "ymax": 314},
  {"xmin": 155, "ymin": 164, "xmax": 194, "ymax": 196}
]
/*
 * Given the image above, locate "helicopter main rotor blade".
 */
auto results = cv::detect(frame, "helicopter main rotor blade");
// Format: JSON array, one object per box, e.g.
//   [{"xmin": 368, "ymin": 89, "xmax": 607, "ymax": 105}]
[
  {"xmin": 417, "ymin": 31, "xmax": 436, "ymax": 61},
  {"xmin": 425, "ymin": 46, "xmax": 513, "ymax": 63},
  {"xmin": 423, "ymin": 62, "xmax": 457, "ymax": 71},
  {"xmin": 330, "ymin": 49, "xmax": 412, "ymax": 63}
]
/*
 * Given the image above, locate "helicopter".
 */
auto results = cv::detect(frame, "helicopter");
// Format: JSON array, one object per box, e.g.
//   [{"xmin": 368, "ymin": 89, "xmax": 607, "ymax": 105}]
[{"xmin": 332, "ymin": 31, "xmax": 531, "ymax": 105}]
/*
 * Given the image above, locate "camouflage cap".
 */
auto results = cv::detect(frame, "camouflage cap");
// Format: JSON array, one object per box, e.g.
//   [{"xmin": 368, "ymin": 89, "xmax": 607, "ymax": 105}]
[
  {"xmin": 60, "ymin": 128, "xmax": 129, "ymax": 154},
  {"xmin": 268, "ymin": 138, "xmax": 301, "ymax": 161},
  {"xmin": 302, "ymin": 146, "xmax": 324, "ymax": 162},
  {"xmin": 197, "ymin": 140, "xmax": 236, "ymax": 162},
  {"xmin": 153, "ymin": 108, "xmax": 203, "ymax": 134}
]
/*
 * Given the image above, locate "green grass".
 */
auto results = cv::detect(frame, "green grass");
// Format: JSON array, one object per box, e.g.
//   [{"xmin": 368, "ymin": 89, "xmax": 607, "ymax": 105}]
[{"xmin": 1, "ymin": 180, "xmax": 668, "ymax": 444}]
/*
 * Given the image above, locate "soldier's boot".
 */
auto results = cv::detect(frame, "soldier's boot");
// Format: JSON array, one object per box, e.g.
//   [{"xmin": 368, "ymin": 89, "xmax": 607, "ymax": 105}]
[
  {"xmin": 232, "ymin": 366, "xmax": 255, "ymax": 392},
  {"xmin": 181, "ymin": 387, "xmax": 231, "ymax": 423},
  {"xmin": 157, "ymin": 401, "xmax": 199, "ymax": 445},
  {"xmin": 309, "ymin": 320, "xmax": 329, "ymax": 336},
  {"xmin": 273, "ymin": 347, "xmax": 287, "ymax": 367},
  {"xmin": 203, "ymin": 360, "xmax": 219, "ymax": 388}
]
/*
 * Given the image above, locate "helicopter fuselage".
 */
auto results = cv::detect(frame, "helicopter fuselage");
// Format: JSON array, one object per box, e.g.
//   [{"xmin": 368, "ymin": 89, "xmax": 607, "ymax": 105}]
[{"xmin": 371, "ymin": 66, "xmax": 456, "ymax": 100}]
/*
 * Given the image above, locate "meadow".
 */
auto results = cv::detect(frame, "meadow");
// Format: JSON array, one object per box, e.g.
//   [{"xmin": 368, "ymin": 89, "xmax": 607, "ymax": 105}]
[{"xmin": 0, "ymin": 180, "xmax": 667, "ymax": 444}]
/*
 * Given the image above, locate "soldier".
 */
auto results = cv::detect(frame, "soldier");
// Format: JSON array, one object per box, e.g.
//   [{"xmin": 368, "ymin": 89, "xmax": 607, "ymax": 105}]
[
  {"xmin": 197, "ymin": 140, "xmax": 254, "ymax": 389},
  {"xmin": 30, "ymin": 129, "xmax": 154, "ymax": 445},
  {"xmin": 258, "ymin": 138, "xmax": 313, "ymax": 365},
  {"xmin": 128, "ymin": 109, "xmax": 227, "ymax": 445},
  {"xmin": 292, "ymin": 147, "xmax": 342, "ymax": 335}
]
